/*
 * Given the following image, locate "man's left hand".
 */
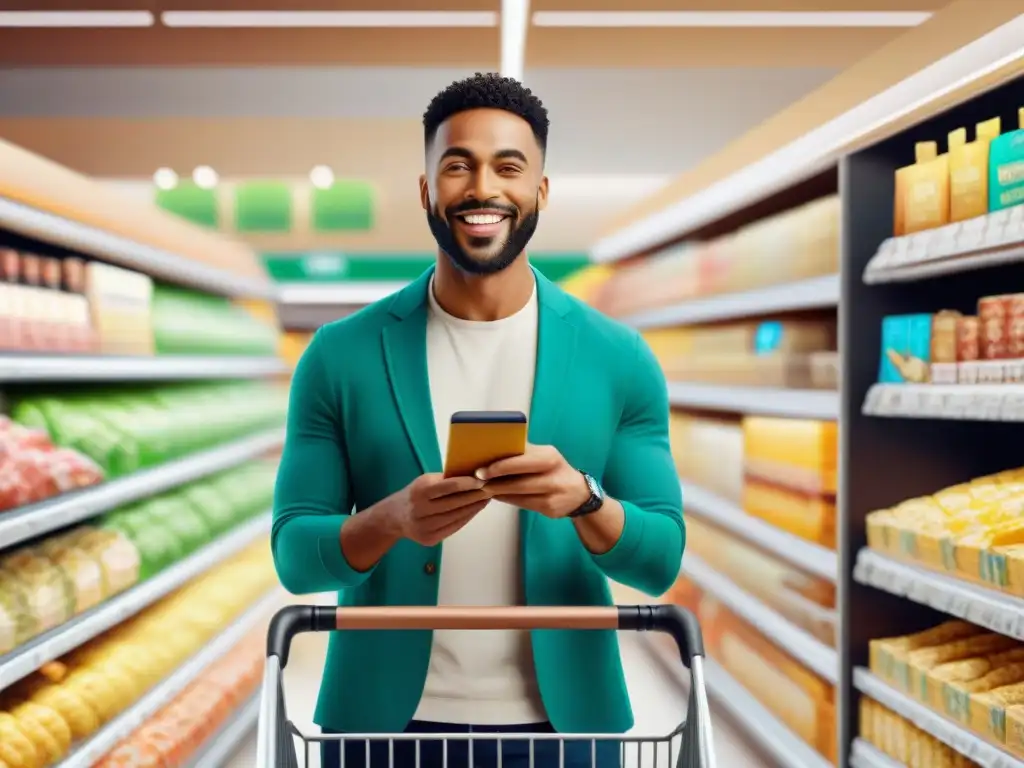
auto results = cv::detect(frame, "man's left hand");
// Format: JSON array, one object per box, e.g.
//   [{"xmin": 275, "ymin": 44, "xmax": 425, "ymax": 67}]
[{"xmin": 477, "ymin": 444, "xmax": 591, "ymax": 519}]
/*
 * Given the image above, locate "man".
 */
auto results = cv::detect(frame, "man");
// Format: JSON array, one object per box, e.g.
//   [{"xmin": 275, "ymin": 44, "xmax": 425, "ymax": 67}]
[{"xmin": 272, "ymin": 73, "xmax": 684, "ymax": 768}]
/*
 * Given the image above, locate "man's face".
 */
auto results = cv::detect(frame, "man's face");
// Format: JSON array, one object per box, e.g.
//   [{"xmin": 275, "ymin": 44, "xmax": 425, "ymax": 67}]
[{"xmin": 420, "ymin": 108, "xmax": 548, "ymax": 275}]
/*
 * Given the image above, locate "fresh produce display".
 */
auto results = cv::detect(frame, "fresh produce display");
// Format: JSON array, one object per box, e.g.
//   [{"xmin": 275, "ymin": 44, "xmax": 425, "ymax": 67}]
[
  {"xmin": 869, "ymin": 618, "xmax": 1024, "ymax": 755},
  {"xmin": 0, "ymin": 540, "xmax": 275, "ymax": 768},
  {"xmin": 866, "ymin": 465, "xmax": 1024, "ymax": 593},
  {"xmin": 94, "ymin": 627, "xmax": 265, "ymax": 767},
  {"xmin": 860, "ymin": 695, "xmax": 980, "ymax": 767},
  {"xmin": 0, "ymin": 417, "xmax": 104, "ymax": 514},
  {"xmin": 0, "ymin": 460, "xmax": 274, "ymax": 656},
  {"xmin": 9, "ymin": 381, "xmax": 287, "ymax": 478},
  {"xmin": 151, "ymin": 286, "xmax": 280, "ymax": 356}
]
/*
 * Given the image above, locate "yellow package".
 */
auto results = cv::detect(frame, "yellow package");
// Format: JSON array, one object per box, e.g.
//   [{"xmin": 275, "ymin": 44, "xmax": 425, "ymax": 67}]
[
  {"xmin": 866, "ymin": 509, "xmax": 897, "ymax": 555},
  {"xmin": 860, "ymin": 696, "xmax": 876, "ymax": 744},
  {"xmin": 742, "ymin": 479, "xmax": 836, "ymax": 548},
  {"xmin": 943, "ymin": 661, "xmax": 1024, "ymax": 724},
  {"xmin": 905, "ymin": 633, "xmax": 1019, "ymax": 699},
  {"xmin": 956, "ymin": 518, "xmax": 1024, "ymax": 586},
  {"xmin": 970, "ymin": 681, "xmax": 1024, "ymax": 744},
  {"xmin": 1006, "ymin": 705, "xmax": 1024, "ymax": 758},
  {"xmin": 927, "ymin": 645, "xmax": 1024, "ymax": 710},
  {"xmin": 870, "ymin": 621, "xmax": 982, "ymax": 688}
]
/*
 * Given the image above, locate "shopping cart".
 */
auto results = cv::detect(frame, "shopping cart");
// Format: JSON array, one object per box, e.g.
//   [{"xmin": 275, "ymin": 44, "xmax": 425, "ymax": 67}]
[{"xmin": 255, "ymin": 604, "xmax": 716, "ymax": 768}]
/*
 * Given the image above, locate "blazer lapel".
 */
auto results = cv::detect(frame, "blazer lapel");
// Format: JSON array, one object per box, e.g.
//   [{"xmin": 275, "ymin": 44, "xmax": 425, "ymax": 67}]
[{"xmin": 382, "ymin": 269, "xmax": 443, "ymax": 475}]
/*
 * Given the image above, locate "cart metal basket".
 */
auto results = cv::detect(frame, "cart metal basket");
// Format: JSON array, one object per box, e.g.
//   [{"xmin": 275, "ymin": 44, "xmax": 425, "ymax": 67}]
[{"xmin": 255, "ymin": 604, "xmax": 715, "ymax": 768}]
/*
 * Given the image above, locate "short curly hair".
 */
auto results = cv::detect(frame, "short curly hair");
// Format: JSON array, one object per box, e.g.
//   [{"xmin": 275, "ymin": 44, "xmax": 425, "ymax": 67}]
[{"xmin": 423, "ymin": 72, "xmax": 549, "ymax": 153}]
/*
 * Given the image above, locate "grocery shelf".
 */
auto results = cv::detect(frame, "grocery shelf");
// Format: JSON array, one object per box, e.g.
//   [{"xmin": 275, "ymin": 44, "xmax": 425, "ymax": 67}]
[
  {"xmin": 683, "ymin": 554, "xmax": 838, "ymax": 684},
  {"xmin": 0, "ymin": 428, "xmax": 284, "ymax": 551},
  {"xmin": 0, "ymin": 194, "xmax": 277, "ymax": 300},
  {"xmin": 849, "ymin": 738, "xmax": 905, "ymax": 768},
  {"xmin": 680, "ymin": 480, "xmax": 837, "ymax": 582},
  {"xmin": 668, "ymin": 382, "xmax": 839, "ymax": 420},
  {"xmin": 624, "ymin": 274, "xmax": 840, "ymax": 330},
  {"xmin": 56, "ymin": 586, "xmax": 284, "ymax": 768},
  {"xmin": 854, "ymin": 549, "xmax": 1024, "ymax": 641},
  {"xmin": 644, "ymin": 635, "xmax": 832, "ymax": 768},
  {"xmin": 278, "ymin": 281, "xmax": 408, "ymax": 306},
  {"xmin": 0, "ymin": 353, "xmax": 289, "ymax": 383},
  {"xmin": 863, "ymin": 208, "xmax": 1024, "ymax": 285},
  {"xmin": 0, "ymin": 513, "xmax": 271, "ymax": 690},
  {"xmin": 184, "ymin": 693, "xmax": 260, "ymax": 768},
  {"xmin": 853, "ymin": 668, "xmax": 1024, "ymax": 768},
  {"xmin": 863, "ymin": 383, "xmax": 1024, "ymax": 422}
]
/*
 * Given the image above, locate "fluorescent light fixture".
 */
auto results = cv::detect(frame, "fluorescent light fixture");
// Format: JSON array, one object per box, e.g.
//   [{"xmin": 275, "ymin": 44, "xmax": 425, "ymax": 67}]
[
  {"xmin": 532, "ymin": 11, "xmax": 931, "ymax": 28},
  {"xmin": 590, "ymin": 14, "xmax": 1024, "ymax": 263},
  {"xmin": 153, "ymin": 168, "xmax": 178, "ymax": 191},
  {"xmin": 160, "ymin": 11, "xmax": 498, "ymax": 28},
  {"xmin": 501, "ymin": 0, "xmax": 530, "ymax": 82},
  {"xmin": 309, "ymin": 165, "xmax": 335, "ymax": 190},
  {"xmin": 192, "ymin": 166, "xmax": 219, "ymax": 189},
  {"xmin": 0, "ymin": 11, "xmax": 154, "ymax": 28}
]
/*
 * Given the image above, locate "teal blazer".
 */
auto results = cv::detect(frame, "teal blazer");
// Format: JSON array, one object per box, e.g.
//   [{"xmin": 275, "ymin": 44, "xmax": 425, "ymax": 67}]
[{"xmin": 272, "ymin": 266, "xmax": 684, "ymax": 735}]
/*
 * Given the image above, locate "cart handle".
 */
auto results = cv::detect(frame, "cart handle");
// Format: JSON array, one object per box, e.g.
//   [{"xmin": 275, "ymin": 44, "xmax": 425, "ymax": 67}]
[{"xmin": 267, "ymin": 604, "xmax": 704, "ymax": 668}]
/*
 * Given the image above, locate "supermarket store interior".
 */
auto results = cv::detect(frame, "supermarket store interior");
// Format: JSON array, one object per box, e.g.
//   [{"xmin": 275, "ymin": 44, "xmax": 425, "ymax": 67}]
[{"xmin": 1, "ymin": 1, "xmax": 1024, "ymax": 767}]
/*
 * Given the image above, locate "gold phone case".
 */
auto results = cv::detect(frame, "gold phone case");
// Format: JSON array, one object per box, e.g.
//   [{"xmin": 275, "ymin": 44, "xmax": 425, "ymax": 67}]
[{"xmin": 444, "ymin": 411, "xmax": 528, "ymax": 478}]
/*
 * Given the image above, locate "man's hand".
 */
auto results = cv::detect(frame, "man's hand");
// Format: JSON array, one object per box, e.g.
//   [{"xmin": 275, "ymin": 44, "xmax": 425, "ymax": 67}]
[
  {"xmin": 477, "ymin": 444, "xmax": 591, "ymax": 518},
  {"xmin": 386, "ymin": 474, "xmax": 492, "ymax": 546}
]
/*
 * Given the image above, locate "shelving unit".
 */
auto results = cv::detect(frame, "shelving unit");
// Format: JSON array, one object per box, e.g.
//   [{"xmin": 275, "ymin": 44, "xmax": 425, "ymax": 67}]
[
  {"xmin": 587, "ymin": 6, "xmax": 1024, "ymax": 766},
  {"xmin": 276, "ymin": 280, "xmax": 407, "ymax": 330},
  {"xmin": 56, "ymin": 587, "xmax": 284, "ymax": 768},
  {"xmin": 0, "ymin": 354, "xmax": 288, "ymax": 382}
]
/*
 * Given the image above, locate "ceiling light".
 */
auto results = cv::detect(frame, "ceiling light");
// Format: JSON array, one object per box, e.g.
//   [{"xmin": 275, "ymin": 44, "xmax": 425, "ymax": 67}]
[
  {"xmin": 192, "ymin": 166, "xmax": 219, "ymax": 190},
  {"xmin": 0, "ymin": 11, "xmax": 154, "ymax": 27},
  {"xmin": 160, "ymin": 11, "xmax": 498, "ymax": 28},
  {"xmin": 310, "ymin": 166, "xmax": 335, "ymax": 189},
  {"xmin": 153, "ymin": 168, "xmax": 178, "ymax": 191},
  {"xmin": 531, "ymin": 11, "xmax": 932, "ymax": 28},
  {"xmin": 501, "ymin": 0, "xmax": 531, "ymax": 82}
]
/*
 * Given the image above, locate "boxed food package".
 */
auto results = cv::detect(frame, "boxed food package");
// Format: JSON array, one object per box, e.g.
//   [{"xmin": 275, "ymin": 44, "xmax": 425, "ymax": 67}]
[
  {"xmin": 742, "ymin": 479, "xmax": 836, "ymax": 549},
  {"xmin": 84, "ymin": 261, "xmax": 155, "ymax": 356},
  {"xmin": 861, "ymin": 695, "xmax": 981, "ymax": 767},
  {"xmin": 743, "ymin": 416, "xmax": 837, "ymax": 496},
  {"xmin": 671, "ymin": 413, "xmax": 743, "ymax": 503},
  {"xmin": 868, "ymin": 620, "xmax": 984, "ymax": 690}
]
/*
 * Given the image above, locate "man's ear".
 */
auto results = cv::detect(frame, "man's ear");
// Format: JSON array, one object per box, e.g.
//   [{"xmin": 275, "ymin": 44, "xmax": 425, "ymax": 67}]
[
  {"xmin": 419, "ymin": 175, "xmax": 430, "ymax": 212},
  {"xmin": 537, "ymin": 175, "xmax": 550, "ymax": 212}
]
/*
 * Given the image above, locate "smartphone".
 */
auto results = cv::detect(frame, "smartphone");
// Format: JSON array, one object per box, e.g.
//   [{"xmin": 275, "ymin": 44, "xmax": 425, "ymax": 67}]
[{"xmin": 444, "ymin": 411, "xmax": 528, "ymax": 478}]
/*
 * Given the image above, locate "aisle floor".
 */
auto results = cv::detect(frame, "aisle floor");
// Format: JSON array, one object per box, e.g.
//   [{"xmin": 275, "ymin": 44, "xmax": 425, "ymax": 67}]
[{"xmin": 229, "ymin": 605, "xmax": 767, "ymax": 768}]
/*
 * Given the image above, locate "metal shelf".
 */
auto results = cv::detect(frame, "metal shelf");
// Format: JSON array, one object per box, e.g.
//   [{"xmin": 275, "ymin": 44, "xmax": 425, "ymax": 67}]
[
  {"xmin": 849, "ymin": 738, "xmax": 907, "ymax": 768},
  {"xmin": 0, "ymin": 194, "xmax": 276, "ymax": 300},
  {"xmin": 644, "ymin": 636, "xmax": 833, "ymax": 768},
  {"xmin": 624, "ymin": 274, "xmax": 840, "ymax": 329},
  {"xmin": 854, "ymin": 549, "xmax": 1024, "ymax": 641},
  {"xmin": 56, "ymin": 587, "xmax": 284, "ymax": 768},
  {"xmin": 853, "ymin": 668, "xmax": 1024, "ymax": 768},
  {"xmin": 0, "ymin": 354, "xmax": 289, "ymax": 383},
  {"xmin": 277, "ymin": 281, "xmax": 407, "ymax": 306},
  {"xmin": 683, "ymin": 554, "xmax": 838, "ymax": 683},
  {"xmin": 680, "ymin": 481, "xmax": 837, "ymax": 582},
  {"xmin": 0, "ymin": 428, "xmax": 284, "ymax": 551},
  {"xmin": 668, "ymin": 382, "xmax": 839, "ymax": 420},
  {"xmin": 184, "ymin": 693, "xmax": 260, "ymax": 768},
  {"xmin": 863, "ymin": 207, "xmax": 1024, "ymax": 285},
  {"xmin": 864, "ymin": 383, "xmax": 1024, "ymax": 422},
  {"xmin": 0, "ymin": 514, "xmax": 272, "ymax": 690}
]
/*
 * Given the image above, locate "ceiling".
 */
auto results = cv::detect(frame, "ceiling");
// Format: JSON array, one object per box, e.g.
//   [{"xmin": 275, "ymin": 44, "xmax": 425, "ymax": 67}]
[{"xmin": 0, "ymin": 0, "xmax": 946, "ymax": 68}]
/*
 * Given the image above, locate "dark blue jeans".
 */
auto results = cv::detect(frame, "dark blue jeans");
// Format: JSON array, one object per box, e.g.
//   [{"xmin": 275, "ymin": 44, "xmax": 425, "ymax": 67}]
[{"xmin": 321, "ymin": 721, "xmax": 622, "ymax": 768}]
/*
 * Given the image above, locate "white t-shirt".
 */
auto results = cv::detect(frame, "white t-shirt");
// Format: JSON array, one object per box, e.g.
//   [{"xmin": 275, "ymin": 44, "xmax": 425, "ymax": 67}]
[{"xmin": 413, "ymin": 278, "xmax": 547, "ymax": 725}]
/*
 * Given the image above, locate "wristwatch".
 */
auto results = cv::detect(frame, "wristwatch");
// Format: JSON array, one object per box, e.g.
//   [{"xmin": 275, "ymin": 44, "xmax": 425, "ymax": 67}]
[{"xmin": 569, "ymin": 470, "xmax": 605, "ymax": 518}]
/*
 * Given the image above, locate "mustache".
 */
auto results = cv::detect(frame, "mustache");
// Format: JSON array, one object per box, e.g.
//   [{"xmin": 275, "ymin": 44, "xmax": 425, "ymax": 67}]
[{"xmin": 446, "ymin": 200, "xmax": 519, "ymax": 218}]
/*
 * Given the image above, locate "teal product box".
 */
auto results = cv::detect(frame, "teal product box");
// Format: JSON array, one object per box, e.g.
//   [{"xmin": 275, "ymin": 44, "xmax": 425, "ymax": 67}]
[
  {"xmin": 989, "ymin": 107, "xmax": 1024, "ymax": 212},
  {"xmin": 879, "ymin": 314, "xmax": 933, "ymax": 383}
]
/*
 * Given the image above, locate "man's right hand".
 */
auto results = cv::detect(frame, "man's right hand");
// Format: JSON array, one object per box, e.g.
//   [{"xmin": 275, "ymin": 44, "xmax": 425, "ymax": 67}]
[{"xmin": 387, "ymin": 473, "xmax": 492, "ymax": 547}]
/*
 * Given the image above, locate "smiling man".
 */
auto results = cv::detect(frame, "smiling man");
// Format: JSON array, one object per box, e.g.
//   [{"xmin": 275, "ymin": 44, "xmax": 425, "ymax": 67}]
[{"xmin": 272, "ymin": 73, "xmax": 685, "ymax": 768}]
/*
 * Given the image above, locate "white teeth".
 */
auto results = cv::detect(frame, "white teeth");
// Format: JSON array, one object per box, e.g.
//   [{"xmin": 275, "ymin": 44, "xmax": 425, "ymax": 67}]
[{"xmin": 462, "ymin": 214, "xmax": 504, "ymax": 225}]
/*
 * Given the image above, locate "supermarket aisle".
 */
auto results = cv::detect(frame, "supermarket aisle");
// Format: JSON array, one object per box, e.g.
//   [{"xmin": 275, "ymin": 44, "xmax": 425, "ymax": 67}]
[{"xmin": 228, "ymin": 603, "xmax": 766, "ymax": 768}]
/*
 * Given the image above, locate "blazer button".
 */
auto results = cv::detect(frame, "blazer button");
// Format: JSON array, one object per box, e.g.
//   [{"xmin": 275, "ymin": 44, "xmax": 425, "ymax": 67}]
[{"xmin": 424, "ymin": 562, "xmax": 437, "ymax": 575}]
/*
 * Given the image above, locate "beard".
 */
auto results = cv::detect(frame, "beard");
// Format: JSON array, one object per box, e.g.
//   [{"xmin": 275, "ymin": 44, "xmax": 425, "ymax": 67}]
[{"xmin": 427, "ymin": 198, "xmax": 540, "ymax": 276}]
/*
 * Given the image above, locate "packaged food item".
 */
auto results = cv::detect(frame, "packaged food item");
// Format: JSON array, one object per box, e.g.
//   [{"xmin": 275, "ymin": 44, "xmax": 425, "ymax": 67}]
[
  {"xmin": 957, "ymin": 316, "xmax": 982, "ymax": 384},
  {"xmin": 989, "ymin": 107, "xmax": 1024, "ymax": 213},
  {"xmin": 63, "ymin": 527, "xmax": 140, "ymax": 597},
  {"xmin": 0, "ymin": 574, "xmax": 35, "ymax": 654},
  {"xmin": 743, "ymin": 479, "xmax": 836, "ymax": 548},
  {"xmin": 62, "ymin": 257, "xmax": 97, "ymax": 354},
  {"xmin": 869, "ymin": 620, "xmax": 982, "ymax": 688},
  {"xmin": 743, "ymin": 417, "xmax": 837, "ymax": 496},
  {"xmin": 949, "ymin": 119, "xmax": 1002, "ymax": 222},
  {"xmin": 901, "ymin": 141, "xmax": 951, "ymax": 234},
  {"xmin": 970, "ymin": 679, "xmax": 1024, "ymax": 744},
  {"xmin": 84, "ymin": 261, "xmax": 155, "ymax": 356},
  {"xmin": 0, "ymin": 712, "xmax": 39, "ymax": 768},
  {"xmin": 905, "ymin": 633, "xmax": 1019, "ymax": 699},
  {"xmin": 979, "ymin": 295, "xmax": 1011, "ymax": 372},
  {"xmin": 930, "ymin": 310, "xmax": 962, "ymax": 384},
  {"xmin": 879, "ymin": 314, "xmax": 933, "ymax": 383},
  {"xmin": 1007, "ymin": 704, "xmax": 1024, "ymax": 757},
  {"xmin": 0, "ymin": 549, "xmax": 74, "ymax": 634},
  {"xmin": 941, "ymin": 658, "xmax": 1024, "ymax": 723},
  {"xmin": 37, "ymin": 534, "xmax": 106, "ymax": 615}
]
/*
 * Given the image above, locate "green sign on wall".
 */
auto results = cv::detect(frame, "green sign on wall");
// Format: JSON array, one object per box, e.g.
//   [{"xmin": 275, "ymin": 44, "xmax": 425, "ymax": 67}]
[
  {"xmin": 262, "ymin": 252, "xmax": 591, "ymax": 284},
  {"xmin": 235, "ymin": 181, "xmax": 293, "ymax": 232},
  {"xmin": 312, "ymin": 181, "xmax": 374, "ymax": 231},
  {"xmin": 155, "ymin": 183, "xmax": 219, "ymax": 229}
]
